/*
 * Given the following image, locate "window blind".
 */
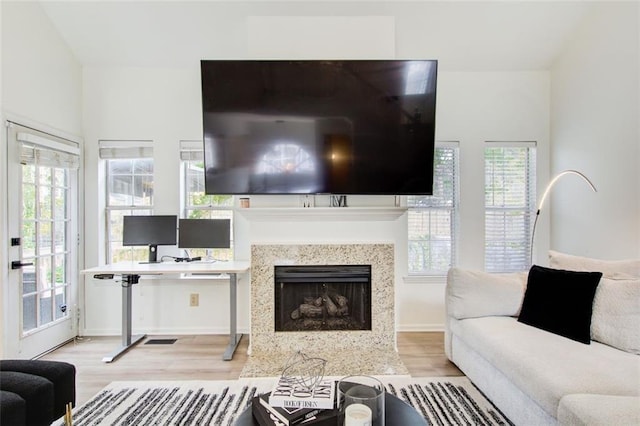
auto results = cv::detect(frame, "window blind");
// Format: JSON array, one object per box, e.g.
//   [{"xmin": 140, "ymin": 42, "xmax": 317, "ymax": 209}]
[
  {"xmin": 484, "ymin": 142, "xmax": 536, "ymax": 272},
  {"xmin": 408, "ymin": 142, "xmax": 459, "ymax": 274},
  {"xmin": 18, "ymin": 131, "xmax": 80, "ymax": 169},
  {"xmin": 99, "ymin": 140, "xmax": 153, "ymax": 159},
  {"xmin": 179, "ymin": 140, "xmax": 204, "ymax": 162}
]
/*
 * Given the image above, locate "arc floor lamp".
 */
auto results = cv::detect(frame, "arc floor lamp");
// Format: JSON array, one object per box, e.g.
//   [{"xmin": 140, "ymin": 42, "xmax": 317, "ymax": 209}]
[{"xmin": 530, "ymin": 170, "xmax": 598, "ymax": 265}]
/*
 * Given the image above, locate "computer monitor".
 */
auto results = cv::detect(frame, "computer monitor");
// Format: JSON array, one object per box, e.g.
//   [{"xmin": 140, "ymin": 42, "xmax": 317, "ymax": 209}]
[
  {"xmin": 178, "ymin": 218, "xmax": 231, "ymax": 250},
  {"xmin": 122, "ymin": 215, "xmax": 178, "ymax": 263}
]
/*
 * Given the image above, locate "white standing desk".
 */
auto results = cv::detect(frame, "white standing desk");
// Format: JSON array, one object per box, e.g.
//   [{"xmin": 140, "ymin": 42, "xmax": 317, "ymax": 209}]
[{"xmin": 81, "ymin": 261, "xmax": 250, "ymax": 363}]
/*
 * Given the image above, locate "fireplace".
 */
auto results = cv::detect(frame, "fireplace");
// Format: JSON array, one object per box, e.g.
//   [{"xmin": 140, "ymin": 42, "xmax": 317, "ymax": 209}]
[
  {"xmin": 242, "ymin": 243, "xmax": 409, "ymax": 378},
  {"xmin": 274, "ymin": 265, "xmax": 372, "ymax": 332}
]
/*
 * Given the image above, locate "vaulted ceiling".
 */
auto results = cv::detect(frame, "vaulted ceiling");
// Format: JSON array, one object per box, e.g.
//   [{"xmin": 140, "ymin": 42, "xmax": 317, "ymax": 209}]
[{"xmin": 39, "ymin": 1, "xmax": 597, "ymax": 71}]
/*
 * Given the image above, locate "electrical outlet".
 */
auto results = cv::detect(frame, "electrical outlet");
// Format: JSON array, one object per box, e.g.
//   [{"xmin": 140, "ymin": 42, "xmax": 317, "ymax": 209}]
[{"xmin": 190, "ymin": 293, "xmax": 199, "ymax": 307}]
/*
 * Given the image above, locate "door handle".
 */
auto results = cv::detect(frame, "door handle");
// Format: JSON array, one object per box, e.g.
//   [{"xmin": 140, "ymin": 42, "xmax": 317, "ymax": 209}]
[{"xmin": 11, "ymin": 261, "xmax": 34, "ymax": 270}]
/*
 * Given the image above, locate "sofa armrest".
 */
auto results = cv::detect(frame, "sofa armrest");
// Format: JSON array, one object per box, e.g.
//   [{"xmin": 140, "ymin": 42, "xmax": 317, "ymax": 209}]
[
  {"xmin": 444, "ymin": 267, "xmax": 527, "ymax": 359},
  {"xmin": 446, "ymin": 268, "xmax": 526, "ymax": 320}
]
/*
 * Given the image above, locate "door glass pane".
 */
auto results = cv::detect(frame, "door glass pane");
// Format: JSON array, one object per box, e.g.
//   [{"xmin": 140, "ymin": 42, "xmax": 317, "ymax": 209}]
[
  {"xmin": 39, "ymin": 256, "xmax": 53, "ymax": 290},
  {"xmin": 22, "ymin": 265, "xmax": 37, "ymax": 295},
  {"xmin": 23, "ymin": 294, "xmax": 37, "ymax": 332},
  {"xmin": 39, "ymin": 290, "xmax": 53, "ymax": 325},
  {"xmin": 39, "ymin": 185, "xmax": 52, "ymax": 220},
  {"xmin": 54, "ymin": 223, "xmax": 66, "ymax": 253},
  {"xmin": 23, "ymin": 164, "xmax": 35, "ymax": 184},
  {"xmin": 54, "ymin": 188, "xmax": 67, "ymax": 220},
  {"xmin": 23, "ymin": 183, "xmax": 36, "ymax": 220},
  {"xmin": 38, "ymin": 166, "xmax": 52, "ymax": 186},
  {"xmin": 54, "ymin": 168, "xmax": 67, "ymax": 187},
  {"xmin": 22, "ymin": 221, "xmax": 36, "ymax": 258},
  {"xmin": 38, "ymin": 222, "xmax": 52, "ymax": 255},
  {"xmin": 54, "ymin": 255, "xmax": 66, "ymax": 284}
]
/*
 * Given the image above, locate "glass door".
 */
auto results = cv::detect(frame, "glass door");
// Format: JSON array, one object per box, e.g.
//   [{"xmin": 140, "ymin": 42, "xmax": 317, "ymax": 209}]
[{"xmin": 5, "ymin": 122, "xmax": 79, "ymax": 358}]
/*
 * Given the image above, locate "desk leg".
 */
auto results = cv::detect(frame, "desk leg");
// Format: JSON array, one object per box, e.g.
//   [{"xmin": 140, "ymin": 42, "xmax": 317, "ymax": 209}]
[
  {"xmin": 223, "ymin": 273, "xmax": 243, "ymax": 360},
  {"xmin": 102, "ymin": 274, "xmax": 146, "ymax": 363}
]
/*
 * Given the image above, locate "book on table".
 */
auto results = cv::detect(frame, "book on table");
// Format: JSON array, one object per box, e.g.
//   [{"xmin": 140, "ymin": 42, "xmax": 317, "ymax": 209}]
[
  {"xmin": 251, "ymin": 394, "xmax": 339, "ymax": 426},
  {"xmin": 268, "ymin": 377, "xmax": 335, "ymax": 410}
]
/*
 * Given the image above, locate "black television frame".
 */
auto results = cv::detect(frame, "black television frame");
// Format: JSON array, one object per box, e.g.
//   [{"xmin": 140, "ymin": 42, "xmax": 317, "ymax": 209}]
[{"xmin": 200, "ymin": 59, "xmax": 437, "ymax": 196}]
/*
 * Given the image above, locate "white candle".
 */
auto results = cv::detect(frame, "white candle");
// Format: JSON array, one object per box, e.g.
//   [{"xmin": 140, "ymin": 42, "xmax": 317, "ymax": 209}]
[{"xmin": 345, "ymin": 403, "xmax": 372, "ymax": 426}]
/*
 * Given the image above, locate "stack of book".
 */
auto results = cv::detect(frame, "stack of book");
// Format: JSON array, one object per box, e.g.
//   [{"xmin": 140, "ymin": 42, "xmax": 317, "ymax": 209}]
[{"xmin": 251, "ymin": 377, "xmax": 339, "ymax": 425}]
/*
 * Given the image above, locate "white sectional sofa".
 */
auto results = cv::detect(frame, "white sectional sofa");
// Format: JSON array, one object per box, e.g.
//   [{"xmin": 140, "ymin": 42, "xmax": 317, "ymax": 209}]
[{"xmin": 445, "ymin": 251, "xmax": 640, "ymax": 425}]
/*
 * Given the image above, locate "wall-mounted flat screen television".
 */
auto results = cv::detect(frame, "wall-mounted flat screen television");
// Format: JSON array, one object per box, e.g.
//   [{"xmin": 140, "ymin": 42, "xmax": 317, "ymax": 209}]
[{"xmin": 201, "ymin": 60, "xmax": 437, "ymax": 195}]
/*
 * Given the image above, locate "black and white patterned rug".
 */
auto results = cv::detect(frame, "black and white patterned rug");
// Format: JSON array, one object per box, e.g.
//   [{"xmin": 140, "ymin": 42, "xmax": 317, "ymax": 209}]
[{"xmin": 56, "ymin": 377, "xmax": 511, "ymax": 425}]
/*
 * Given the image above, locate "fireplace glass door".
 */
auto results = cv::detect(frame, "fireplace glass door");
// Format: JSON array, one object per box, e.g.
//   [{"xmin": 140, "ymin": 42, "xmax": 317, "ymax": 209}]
[{"xmin": 274, "ymin": 265, "xmax": 372, "ymax": 332}]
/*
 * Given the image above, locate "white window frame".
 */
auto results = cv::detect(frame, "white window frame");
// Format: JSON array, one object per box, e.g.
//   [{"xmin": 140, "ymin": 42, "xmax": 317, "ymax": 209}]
[
  {"xmin": 484, "ymin": 141, "xmax": 536, "ymax": 273},
  {"xmin": 407, "ymin": 141, "xmax": 459, "ymax": 276},
  {"xmin": 180, "ymin": 140, "xmax": 234, "ymax": 261},
  {"xmin": 100, "ymin": 140, "xmax": 154, "ymax": 264}
]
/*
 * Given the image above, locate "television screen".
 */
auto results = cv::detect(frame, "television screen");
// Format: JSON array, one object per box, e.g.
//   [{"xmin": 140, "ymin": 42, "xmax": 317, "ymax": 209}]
[
  {"xmin": 178, "ymin": 218, "xmax": 231, "ymax": 249},
  {"xmin": 200, "ymin": 60, "xmax": 437, "ymax": 195}
]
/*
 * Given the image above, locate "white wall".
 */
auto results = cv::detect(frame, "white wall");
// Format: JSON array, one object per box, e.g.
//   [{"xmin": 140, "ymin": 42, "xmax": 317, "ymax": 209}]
[
  {"xmin": 82, "ymin": 68, "xmax": 549, "ymax": 335},
  {"xmin": 0, "ymin": 2, "xmax": 83, "ymax": 356},
  {"xmin": 550, "ymin": 3, "xmax": 639, "ymax": 259}
]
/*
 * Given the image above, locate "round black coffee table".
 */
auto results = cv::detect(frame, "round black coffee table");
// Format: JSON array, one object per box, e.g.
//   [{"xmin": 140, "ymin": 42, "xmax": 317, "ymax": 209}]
[{"xmin": 234, "ymin": 391, "xmax": 427, "ymax": 425}]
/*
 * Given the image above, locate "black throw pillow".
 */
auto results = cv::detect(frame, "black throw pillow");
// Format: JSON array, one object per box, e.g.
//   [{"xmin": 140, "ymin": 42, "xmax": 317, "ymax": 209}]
[{"xmin": 518, "ymin": 265, "xmax": 602, "ymax": 344}]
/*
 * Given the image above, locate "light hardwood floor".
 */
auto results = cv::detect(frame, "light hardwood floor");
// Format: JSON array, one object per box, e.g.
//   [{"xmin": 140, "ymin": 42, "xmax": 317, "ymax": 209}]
[{"xmin": 41, "ymin": 332, "xmax": 462, "ymax": 405}]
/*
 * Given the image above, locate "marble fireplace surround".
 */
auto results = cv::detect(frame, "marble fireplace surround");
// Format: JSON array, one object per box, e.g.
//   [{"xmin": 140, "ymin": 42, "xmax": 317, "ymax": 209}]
[{"xmin": 240, "ymin": 243, "xmax": 409, "ymax": 377}]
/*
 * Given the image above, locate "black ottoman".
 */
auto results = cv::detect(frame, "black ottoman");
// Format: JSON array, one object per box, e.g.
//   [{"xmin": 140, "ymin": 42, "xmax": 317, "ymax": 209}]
[
  {"xmin": 0, "ymin": 390, "xmax": 26, "ymax": 426},
  {"xmin": 0, "ymin": 371, "xmax": 54, "ymax": 426},
  {"xmin": 0, "ymin": 359, "xmax": 76, "ymax": 418}
]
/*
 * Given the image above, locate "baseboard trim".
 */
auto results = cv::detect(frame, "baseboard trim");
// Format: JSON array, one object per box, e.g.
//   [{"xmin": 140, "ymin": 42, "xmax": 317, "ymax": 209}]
[
  {"xmin": 82, "ymin": 327, "xmax": 251, "ymax": 336},
  {"xmin": 397, "ymin": 324, "xmax": 445, "ymax": 332}
]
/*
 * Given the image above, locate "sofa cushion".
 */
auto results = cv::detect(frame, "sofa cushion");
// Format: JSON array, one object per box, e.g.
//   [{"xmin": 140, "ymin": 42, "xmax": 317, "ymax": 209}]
[
  {"xmin": 0, "ymin": 390, "xmax": 26, "ymax": 426},
  {"xmin": 591, "ymin": 277, "xmax": 640, "ymax": 354},
  {"xmin": 446, "ymin": 268, "xmax": 526, "ymax": 320},
  {"xmin": 549, "ymin": 250, "xmax": 640, "ymax": 278},
  {"xmin": 451, "ymin": 316, "xmax": 640, "ymax": 418},
  {"xmin": 0, "ymin": 359, "xmax": 76, "ymax": 418},
  {"xmin": 518, "ymin": 265, "xmax": 602, "ymax": 344},
  {"xmin": 0, "ymin": 371, "xmax": 54, "ymax": 426},
  {"xmin": 558, "ymin": 394, "xmax": 640, "ymax": 426}
]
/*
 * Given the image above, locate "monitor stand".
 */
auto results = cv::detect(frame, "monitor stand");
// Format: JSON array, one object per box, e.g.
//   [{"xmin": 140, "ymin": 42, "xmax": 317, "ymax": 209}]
[{"xmin": 139, "ymin": 244, "xmax": 159, "ymax": 264}]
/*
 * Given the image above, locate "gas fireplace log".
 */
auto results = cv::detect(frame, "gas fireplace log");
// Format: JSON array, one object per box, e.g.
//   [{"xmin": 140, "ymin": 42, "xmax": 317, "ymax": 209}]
[
  {"xmin": 323, "ymin": 295, "xmax": 338, "ymax": 316},
  {"xmin": 291, "ymin": 308, "xmax": 300, "ymax": 320},
  {"xmin": 336, "ymin": 305, "xmax": 349, "ymax": 316},
  {"xmin": 297, "ymin": 304, "xmax": 323, "ymax": 318},
  {"xmin": 329, "ymin": 293, "xmax": 349, "ymax": 316},
  {"xmin": 331, "ymin": 293, "xmax": 348, "ymax": 308},
  {"xmin": 304, "ymin": 296, "xmax": 323, "ymax": 307}
]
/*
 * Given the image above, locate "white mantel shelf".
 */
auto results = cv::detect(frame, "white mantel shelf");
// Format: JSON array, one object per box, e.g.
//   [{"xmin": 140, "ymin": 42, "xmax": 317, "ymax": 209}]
[{"xmin": 235, "ymin": 206, "xmax": 407, "ymax": 222}]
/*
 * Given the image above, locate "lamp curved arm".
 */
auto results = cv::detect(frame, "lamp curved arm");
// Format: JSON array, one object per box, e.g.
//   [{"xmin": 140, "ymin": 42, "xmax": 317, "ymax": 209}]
[{"xmin": 530, "ymin": 170, "xmax": 597, "ymax": 265}]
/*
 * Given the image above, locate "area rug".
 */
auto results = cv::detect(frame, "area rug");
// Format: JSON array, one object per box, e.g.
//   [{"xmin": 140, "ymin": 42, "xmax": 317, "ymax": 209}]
[{"xmin": 57, "ymin": 376, "xmax": 512, "ymax": 425}]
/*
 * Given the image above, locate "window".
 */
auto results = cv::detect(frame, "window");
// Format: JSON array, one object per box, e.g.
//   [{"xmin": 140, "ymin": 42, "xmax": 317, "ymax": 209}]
[
  {"xmin": 484, "ymin": 142, "xmax": 536, "ymax": 272},
  {"xmin": 181, "ymin": 141, "xmax": 234, "ymax": 261},
  {"xmin": 100, "ymin": 140, "xmax": 154, "ymax": 263},
  {"xmin": 407, "ymin": 142, "xmax": 459, "ymax": 275}
]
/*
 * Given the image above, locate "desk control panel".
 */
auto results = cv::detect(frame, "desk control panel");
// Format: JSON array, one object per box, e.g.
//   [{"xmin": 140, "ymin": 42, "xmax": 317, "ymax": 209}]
[{"xmin": 93, "ymin": 274, "xmax": 115, "ymax": 280}]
